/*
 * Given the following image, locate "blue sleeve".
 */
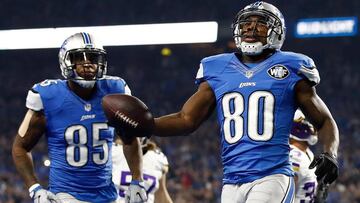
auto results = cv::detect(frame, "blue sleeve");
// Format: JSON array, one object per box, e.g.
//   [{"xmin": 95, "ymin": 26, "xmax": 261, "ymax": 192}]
[
  {"xmin": 32, "ymin": 79, "xmax": 65, "ymax": 111},
  {"xmin": 195, "ymin": 54, "xmax": 231, "ymax": 87},
  {"xmin": 98, "ymin": 76, "xmax": 131, "ymax": 95},
  {"xmin": 284, "ymin": 52, "xmax": 320, "ymax": 89}
]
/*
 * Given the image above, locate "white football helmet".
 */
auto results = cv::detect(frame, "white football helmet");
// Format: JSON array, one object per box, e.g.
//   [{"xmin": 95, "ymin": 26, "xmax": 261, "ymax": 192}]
[
  {"xmin": 58, "ymin": 32, "xmax": 107, "ymax": 88},
  {"xmin": 232, "ymin": 1, "xmax": 286, "ymax": 55},
  {"xmin": 290, "ymin": 109, "xmax": 318, "ymax": 145}
]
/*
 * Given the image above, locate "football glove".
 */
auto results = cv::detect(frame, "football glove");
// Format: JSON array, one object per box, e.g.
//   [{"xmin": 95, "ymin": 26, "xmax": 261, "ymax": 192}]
[
  {"xmin": 29, "ymin": 183, "xmax": 61, "ymax": 203},
  {"xmin": 314, "ymin": 181, "xmax": 329, "ymax": 203},
  {"xmin": 309, "ymin": 152, "xmax": 339, "ymax": 185},
  {"xmin": 125, "ymin": 180, "xmax": 147, "ymax": 203}
]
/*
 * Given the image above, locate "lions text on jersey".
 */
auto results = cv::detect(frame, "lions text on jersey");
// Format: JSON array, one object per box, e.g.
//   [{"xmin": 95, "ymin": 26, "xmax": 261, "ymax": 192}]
[
  {"xmin": 290, "ymin": 145, "xmax": 317, "ymax": 203},
  {"xmin": 26, "ymin": 76, "xmax": 131, "ymax": 202},
  {"xmin": 112, "ymin": 144, "xmax": 169, "ymax": 203},
  {"xmin": 195, "ymin": 51, "xmax": 320, "ymax": 184}
]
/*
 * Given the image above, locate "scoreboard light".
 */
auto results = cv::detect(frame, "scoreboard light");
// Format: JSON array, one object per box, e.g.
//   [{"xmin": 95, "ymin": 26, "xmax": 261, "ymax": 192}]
[
  {"xmin": 295, "ymin": 17, "xmax": 357, "ymax": 38},
  {"xmin": 0, "ymin": 22, "xmax": 218, "ymax": 50}
]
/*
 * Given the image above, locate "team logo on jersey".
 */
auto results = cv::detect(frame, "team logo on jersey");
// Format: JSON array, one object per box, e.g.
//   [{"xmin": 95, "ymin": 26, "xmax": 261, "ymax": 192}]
[
  {"xmin": 239, "ymin": 82, "xmax": 256, "ymax": 88},
  {"xmin": 84, "ymin": 103, "xmax": 92, "ymax": 112},
  {"xmin": 267, "ymin": 65, "xmax": 289, "ymax": 80},
  {"xmin": 80, "ymin": 114, "xmax": 96, "ymax": 121}
]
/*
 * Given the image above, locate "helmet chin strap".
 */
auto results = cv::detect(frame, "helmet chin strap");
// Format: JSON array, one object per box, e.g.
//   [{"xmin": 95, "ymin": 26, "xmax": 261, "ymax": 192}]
[{"xmin": 240, "ymin": 41, "xmax": 269, "ymax": 55}]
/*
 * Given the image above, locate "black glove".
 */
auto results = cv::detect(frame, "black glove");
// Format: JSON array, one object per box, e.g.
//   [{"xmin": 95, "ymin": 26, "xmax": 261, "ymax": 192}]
[
  {"xmin": 309, "ymin": 152, "xmax": 339, "ymax": 185},
  {"xmin": 314, "ymin": 181, "xmax": 329, "ymax": 203}
]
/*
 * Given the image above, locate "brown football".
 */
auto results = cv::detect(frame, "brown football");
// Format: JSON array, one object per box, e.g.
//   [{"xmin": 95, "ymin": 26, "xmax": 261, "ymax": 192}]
[{"xmin": 101, "ymin": 94, "xmax": 154, "ymax": 137}]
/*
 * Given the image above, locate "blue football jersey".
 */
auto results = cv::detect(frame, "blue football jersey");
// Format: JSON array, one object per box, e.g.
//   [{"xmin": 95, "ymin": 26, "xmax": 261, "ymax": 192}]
[
  {"xmin": 195, "ymin": 51, "xmax": 320, "ymax": 184},
  {"xmin": 28, "ymin": 76, "xmax": 130, "ymax": 202}
]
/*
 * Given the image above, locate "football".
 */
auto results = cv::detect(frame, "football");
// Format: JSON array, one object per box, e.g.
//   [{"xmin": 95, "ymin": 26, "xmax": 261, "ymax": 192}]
[{"xmin": 101, "ymin": 93, "xmax": 154, "ymax": 137}]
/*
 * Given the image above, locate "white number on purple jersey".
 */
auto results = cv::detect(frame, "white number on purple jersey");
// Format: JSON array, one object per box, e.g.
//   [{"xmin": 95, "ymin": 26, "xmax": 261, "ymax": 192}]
[{"xmin": 118, "ymin": 171, "xmax": 157, "ymax": 197}]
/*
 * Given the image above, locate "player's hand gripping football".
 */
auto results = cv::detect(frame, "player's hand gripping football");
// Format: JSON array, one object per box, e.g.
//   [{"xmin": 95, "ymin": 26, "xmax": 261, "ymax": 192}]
[
  {"xmin": 29, "ymin": 184, "xmax": 62, "ymax": 203},
  {"xmin": 309, "ymin": 152, "xmax": 339, "ymax": 185},
  {"xmin": 125, "ymin": 180, "xmax": 148, "ymax": 203}
]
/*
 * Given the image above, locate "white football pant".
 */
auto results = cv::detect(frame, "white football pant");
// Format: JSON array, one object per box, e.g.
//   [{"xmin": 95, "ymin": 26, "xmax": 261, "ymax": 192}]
[
  {"xmin": 221, "ymin": 174, "xmax": 295, "ymax": 203},
  {"xmin": 55, "ymin": 192, "xmax": 117, "ymax": 203}
]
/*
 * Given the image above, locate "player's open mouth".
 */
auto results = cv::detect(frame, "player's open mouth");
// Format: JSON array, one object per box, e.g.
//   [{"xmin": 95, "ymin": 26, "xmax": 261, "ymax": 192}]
[{"xmin": 243, "ymin": 36, "xmax": 257, "ymax": 42}]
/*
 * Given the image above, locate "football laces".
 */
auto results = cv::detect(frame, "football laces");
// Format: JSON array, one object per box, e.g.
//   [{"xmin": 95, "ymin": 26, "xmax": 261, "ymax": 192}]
[{"xmin": 114, "ymin": 111, "xmax": 139, "ymax": 128}]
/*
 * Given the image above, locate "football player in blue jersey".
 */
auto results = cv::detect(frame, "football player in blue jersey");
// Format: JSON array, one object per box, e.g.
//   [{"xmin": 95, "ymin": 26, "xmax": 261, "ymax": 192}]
[
  {"xmin": 153, "ymin": 1, "xmax": 339, "ymax": 203},
  {"xmin": 12, "ymin": 32, "xmax": 147, "ymax": 203}
]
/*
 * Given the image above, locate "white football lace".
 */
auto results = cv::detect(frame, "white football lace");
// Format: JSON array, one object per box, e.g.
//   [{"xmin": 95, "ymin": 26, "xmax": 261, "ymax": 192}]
[{"xmin": 115, "ymin": 111, "xmax": 139, "ymax": 128}]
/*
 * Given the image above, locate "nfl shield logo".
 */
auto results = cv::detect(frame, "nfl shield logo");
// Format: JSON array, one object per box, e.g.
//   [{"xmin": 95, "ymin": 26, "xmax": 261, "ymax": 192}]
[
  {"xmin": 245, "ymin": 71, "xmax": 254, "ymax": 78},
  {"xmin": 84, "ymin": 103, "xmax": 91, "ymax": 112}
]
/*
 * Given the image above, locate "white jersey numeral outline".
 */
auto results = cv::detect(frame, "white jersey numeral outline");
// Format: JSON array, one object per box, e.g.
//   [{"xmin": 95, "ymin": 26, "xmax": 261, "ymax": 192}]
[
  {"xmin": 65, "ymin": 123, "xmax": 109, "ymax": 167},
  {"xmin": 222, "ymin": 91, "xmax": 275, "ymax": 144}
]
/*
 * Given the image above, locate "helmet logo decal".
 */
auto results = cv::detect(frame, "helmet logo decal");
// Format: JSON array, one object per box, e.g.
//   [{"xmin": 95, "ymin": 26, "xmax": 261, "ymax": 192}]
[
  {"xmin": 267, "ymin": 65, "xmax": 289, "ymax": 80},
  {"xmin": 251, "ymin": 1, "xmax": 263, "ymax": 8}
]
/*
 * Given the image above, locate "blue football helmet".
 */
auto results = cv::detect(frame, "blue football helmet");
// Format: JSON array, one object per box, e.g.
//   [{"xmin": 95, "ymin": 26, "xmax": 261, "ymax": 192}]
[
  {"xmin": 232, "ymin": 1, "xmax": 286, "ymax": 55},
  {"xmin": 58, "ymin": 32, "xmax": 107, "ymax": 88}
]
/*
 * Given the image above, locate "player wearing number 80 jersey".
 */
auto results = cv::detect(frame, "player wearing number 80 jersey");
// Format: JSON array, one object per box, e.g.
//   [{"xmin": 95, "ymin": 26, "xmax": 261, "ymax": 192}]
[
  {"xmin": 196, "ymin": 50, "xmax": 316, "ymax": 184},
  {"xmin": 153, "ymin": 2, "xmax": 339, "ymax": 203}
]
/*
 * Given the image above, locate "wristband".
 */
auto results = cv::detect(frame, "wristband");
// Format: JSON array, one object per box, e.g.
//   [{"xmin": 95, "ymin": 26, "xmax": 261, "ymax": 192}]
[{"xmin": 28, "ymin": 183, "xmax": 41, "ymax": 198}]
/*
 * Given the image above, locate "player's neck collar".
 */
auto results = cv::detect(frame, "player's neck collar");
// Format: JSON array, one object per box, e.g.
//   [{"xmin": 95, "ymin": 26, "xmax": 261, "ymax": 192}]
[
  {"xmin": 237, "ymin": 49, "xmax": 275, "ymax": 63},
  {"xmin": 67, "ymin": 80, "xmax": 97, "ymax": 101}
]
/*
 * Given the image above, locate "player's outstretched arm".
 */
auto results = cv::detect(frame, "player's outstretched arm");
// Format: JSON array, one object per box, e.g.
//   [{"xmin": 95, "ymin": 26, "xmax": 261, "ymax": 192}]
[
  {"xmin": 295, "ymin": 79, "xmax": 339, "ymax": 186},
  {"xmin": 154, "ymin": 81, "xmax": 216, "ymax": 137},
  {"xmin": 295, "ymin": 80, "xmax": 339, "ymax": 157},
  {"xmin": 12, "ymin": 109, "xmax": 46, "ymax": 189},
  {"xmin": 154, "ymin": 167, "xmax": 173, "ymax": 203},
  {"xmin": 119, "ymin": 134, "xmax": 144, "ymax": 181},
  {"xmin": 119, "ymin": 134, "xmax": 148, "ymax": 202}
]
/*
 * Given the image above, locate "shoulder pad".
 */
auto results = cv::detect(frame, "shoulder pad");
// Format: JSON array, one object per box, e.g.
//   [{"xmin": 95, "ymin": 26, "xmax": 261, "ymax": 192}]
[
  {"xmin": 148, "ymin": 148, "xmax": 169, "ymax": 167},
  {"xmin": 298, "ymin": 65, "xmax": 320, "ymax": 85},
  {"xmin": 99, "ymin": 75, "xmax": 132, "ymax": 95},
  {"xmin": 32, "ymin": 79, "xmax": 63, "ymax": 96},
  {"xmin": 26, "ymin": 90, "xmax": 43, "ymax": 111},
  {"xmin": 196, "ymin": 53, "xmax": 233, "ymax": 84},
  {"xmin": 201, "ymin": 53, "xmax": 233, "ymax": 63},
  {"xmin": 27, "ymin": 79, "xmax": 62, "ymax": 111},
  {"xmin": 290, "ymin": 147, "xmax": 303, "ymax": 163},
  {"xmin": 279, "ymin": 51, "xmax": 320, "ymax": 85}
]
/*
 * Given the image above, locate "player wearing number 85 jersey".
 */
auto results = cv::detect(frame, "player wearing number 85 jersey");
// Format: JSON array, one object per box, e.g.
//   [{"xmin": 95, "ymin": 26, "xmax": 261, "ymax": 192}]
[
  {"xmin": 12, "ymin": 32, "xmax": 146, "ymax": 203},
  {"xmin": 153, "ymin": 2, "xmax": 339, "ymax": 203}
]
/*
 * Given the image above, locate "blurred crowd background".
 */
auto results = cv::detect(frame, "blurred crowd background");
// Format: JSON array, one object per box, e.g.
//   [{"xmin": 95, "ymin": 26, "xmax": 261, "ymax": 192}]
[{"xmin": 0, "ymin": 0, "xmax": 359, "ymax": 202}]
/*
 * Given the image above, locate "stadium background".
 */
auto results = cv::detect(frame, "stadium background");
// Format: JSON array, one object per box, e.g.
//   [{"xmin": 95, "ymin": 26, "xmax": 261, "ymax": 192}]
[{"xmin": 0, "ymin": 0, "xmax": 359, "ymax": 202}]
